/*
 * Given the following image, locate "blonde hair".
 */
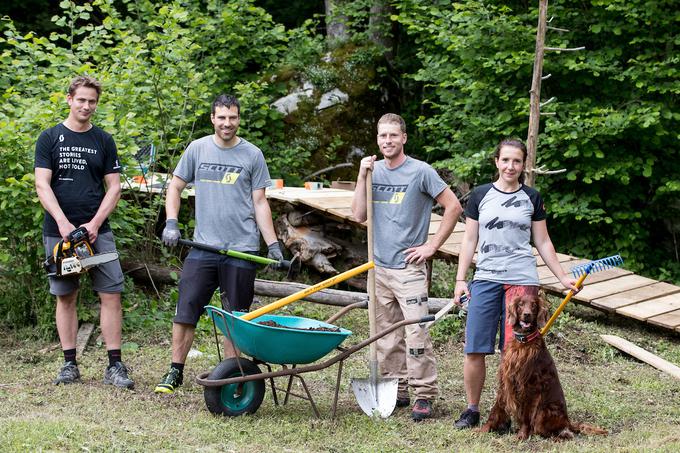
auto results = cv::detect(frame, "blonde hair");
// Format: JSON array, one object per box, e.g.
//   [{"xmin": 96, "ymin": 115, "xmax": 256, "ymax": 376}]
[{"xmin": 377, "ymin": 113, "xmax": 406, "ymax": 133}]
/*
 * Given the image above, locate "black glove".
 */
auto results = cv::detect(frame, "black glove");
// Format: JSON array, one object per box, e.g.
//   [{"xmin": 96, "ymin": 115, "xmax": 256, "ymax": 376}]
[
  {"xmin": 162, "ymin": 219, "xmax": 180, "ymax": 246},
  {"xmin": 267, "ymin": 241, "xmax": 284, "ymax": 265}
]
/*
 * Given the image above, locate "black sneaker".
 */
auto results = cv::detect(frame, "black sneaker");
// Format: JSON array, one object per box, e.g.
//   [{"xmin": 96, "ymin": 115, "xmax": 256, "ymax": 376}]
[
  {"xmin": 454, "ymin": 408, "xmax": 480, "ymax": 429},
  {"xmin": 104, "ymin": 361, "xmax": 135, "ymax": 389},
  {"xmin": 154, "ymin": 367, "xmax": 183, "ymax": 394},
  {"xmin": 411, "ymin": 399, "xmax": 434, "ymax": 421},
  {"xmin": 53, "ymin": 361, "xmax": 81, "ymax": 385},
  {"xmin": 396, "ymin": 397, "xmax": 411, "ymax": 408}
]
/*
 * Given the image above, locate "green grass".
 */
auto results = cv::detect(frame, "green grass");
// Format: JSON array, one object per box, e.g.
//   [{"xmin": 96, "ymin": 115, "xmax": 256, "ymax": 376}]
[{"xmin": 2, "ymin": 282, "xmax": 680, "ymax": 452}]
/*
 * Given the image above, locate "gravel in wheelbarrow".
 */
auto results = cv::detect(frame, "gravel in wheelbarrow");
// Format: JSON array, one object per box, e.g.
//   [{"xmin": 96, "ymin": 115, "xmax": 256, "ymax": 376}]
[
  {"xmin": 206, "ymin": 306, "xmax": 352, "ymax": 365},
  {"xmin": 257, "ymin": 320, "xmax": 341, "ymax": 332}
]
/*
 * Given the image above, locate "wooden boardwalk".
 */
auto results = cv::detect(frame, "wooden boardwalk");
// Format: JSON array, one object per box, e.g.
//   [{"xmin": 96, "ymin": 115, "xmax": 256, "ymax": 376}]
[{"xmin": 267, "ymin": 187, "xmax": 680, "ymax": 334}]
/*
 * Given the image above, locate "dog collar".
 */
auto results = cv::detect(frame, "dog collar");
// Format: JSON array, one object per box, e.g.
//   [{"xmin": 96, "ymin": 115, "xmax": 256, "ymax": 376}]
[{"xmin": 513, "ymin": 329, "xmax": 541, "ymax": 343}]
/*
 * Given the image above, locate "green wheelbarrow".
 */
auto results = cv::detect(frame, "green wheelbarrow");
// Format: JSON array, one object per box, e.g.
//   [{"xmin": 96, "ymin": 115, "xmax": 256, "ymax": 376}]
[{"xmin": 196, "ymin": 305, "xmax": 435, "ymax": 418}]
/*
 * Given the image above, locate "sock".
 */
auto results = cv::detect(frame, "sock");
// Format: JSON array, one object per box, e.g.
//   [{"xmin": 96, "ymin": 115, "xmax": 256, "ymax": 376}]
[
  {"xmin": 468, "ymin": 404, "xmax": 479, "ymax": 412},
  {"xmin": 171, "ymin": 362, "xmax": 185, "ymax": 373},
  {"xmin": 63, "ymin": 348, "xmax": 77, "ymax": 365},
  {"xmin": 107, "ymin": 349, "xmax": 122, "ymax": 367}
]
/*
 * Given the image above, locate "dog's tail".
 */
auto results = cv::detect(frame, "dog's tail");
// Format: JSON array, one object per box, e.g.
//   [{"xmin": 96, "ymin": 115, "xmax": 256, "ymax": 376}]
[{"xmin": 570, "ymin": 422, "xmax": 608, "ymax": 436}]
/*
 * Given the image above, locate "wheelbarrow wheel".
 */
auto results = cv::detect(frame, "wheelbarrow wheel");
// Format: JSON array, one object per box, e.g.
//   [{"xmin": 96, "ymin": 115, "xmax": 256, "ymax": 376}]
[{"xmin": 204, "ymin": 358, "xmax": 265, "ymax": 417}]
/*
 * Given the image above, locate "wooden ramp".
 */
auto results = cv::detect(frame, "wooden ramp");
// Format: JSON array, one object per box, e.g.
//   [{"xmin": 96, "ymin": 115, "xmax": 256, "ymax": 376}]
[{"xmin": 267, "ymin": 187, "xmax": 680, "ymax": 334}]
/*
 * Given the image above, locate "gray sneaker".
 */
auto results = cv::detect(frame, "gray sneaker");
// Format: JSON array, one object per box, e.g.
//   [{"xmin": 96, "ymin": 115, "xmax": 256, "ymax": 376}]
[
  {"xmin": 54, "ymin": 361, "xmax": 81, "ymax": 385},
  {"xmin": 104, "ymin": 361, "xmax": 134, "ymax": 389}
]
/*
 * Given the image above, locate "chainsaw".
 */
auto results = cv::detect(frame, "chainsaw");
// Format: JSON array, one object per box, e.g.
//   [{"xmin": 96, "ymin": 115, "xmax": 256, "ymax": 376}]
[{"xmin": 44, "ymin": 226, "xmax": 119, "ymax": 277}]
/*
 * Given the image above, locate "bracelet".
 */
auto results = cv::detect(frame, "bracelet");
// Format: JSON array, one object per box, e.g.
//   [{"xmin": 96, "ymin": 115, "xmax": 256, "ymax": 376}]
[{"xmin": 455, "ymin": 279, "xmax": 466, "ymax": 282}]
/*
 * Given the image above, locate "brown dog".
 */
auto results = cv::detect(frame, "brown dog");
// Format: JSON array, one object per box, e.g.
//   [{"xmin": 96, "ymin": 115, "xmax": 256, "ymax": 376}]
[{"xmin": 479, "ymin": 294, "xmax": 607, "ymax": 440}]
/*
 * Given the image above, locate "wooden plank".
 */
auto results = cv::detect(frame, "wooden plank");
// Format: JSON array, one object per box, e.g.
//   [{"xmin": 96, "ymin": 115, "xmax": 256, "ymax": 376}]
[
  {"xmin": 76, "ymin": 323, "xmax": 95, "ymax": 356},
  {"xmin": 600, "ymin": 334, "xmax": 680, "ymax": 380},
  {"xmin": 591, "ymin": 282, "xmax": 680, "ymax": 311},
  {"xmin": 428, "ymin": 221, "xmax": 442, "ymax": 235},
  {"xmin": 647, "ymin": 309, "xmax": 680, "ymax": 329},
  {"xmin": 442, "ymin": 231, "xmax": 465, "ymax": 246},
  {"xmin": 535, "ymin": 252, "xmax": 575, "ymax": 265},
  {"xmin": 616, "ymin": 293, "xmax": 680, "ymax": 321},
  {"xmin": 568, "ymin": 274, "xmax": 657, "ymax": 302},
  {"xmin": 305, "ymin": 197, "xmax": 355, "ymax": 210}
]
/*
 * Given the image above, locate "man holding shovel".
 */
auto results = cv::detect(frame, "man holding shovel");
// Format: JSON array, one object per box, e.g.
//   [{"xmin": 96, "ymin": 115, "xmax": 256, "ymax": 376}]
[
  {"xmin": 351, "ymin": 113, "xmax": 463, "ymax": 420},
  {"xmin": 155, "ymin": 94, "xmax": 282, "ymax": 394}
]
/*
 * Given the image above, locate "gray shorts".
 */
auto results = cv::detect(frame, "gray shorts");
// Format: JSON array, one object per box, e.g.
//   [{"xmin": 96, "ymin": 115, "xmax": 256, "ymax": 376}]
[{"xmin": 43, "ymin": 231, "xmax": 124, "ymax": 296}]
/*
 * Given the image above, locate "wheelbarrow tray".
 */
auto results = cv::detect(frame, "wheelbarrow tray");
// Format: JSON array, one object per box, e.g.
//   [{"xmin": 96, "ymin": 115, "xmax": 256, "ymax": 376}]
[{"xmin": 206, "ymin": 306, "xmax": 352, "ymax": 365}]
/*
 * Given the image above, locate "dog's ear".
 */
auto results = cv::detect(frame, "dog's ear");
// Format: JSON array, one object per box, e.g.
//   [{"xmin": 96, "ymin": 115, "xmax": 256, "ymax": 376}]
[
  {"xmin": 507, "ymin": 296, "xmax": 520, "ymax": 327},
  {"xmin": 536, "ymin": 295, "xmax": 550, "ymax": 328}
]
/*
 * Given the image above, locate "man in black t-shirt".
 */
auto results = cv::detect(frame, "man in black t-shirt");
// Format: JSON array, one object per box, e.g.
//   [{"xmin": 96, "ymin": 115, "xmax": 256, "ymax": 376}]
[{"xmin": 34, "ymin": 76, "xmax": 133, "ymax": 389}]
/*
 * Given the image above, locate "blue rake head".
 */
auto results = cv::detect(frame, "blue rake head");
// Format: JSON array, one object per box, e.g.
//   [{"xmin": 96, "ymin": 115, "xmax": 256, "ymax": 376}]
[{"xmin": 570, "ymin": 254, "xmax": 624, "ymax": 278}]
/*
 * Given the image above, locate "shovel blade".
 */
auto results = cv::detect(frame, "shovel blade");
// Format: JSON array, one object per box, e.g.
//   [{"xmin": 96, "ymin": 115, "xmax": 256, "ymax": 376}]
[{"xmin": 351, "ymin": 377, "xmax": 399, "ymax": 418}]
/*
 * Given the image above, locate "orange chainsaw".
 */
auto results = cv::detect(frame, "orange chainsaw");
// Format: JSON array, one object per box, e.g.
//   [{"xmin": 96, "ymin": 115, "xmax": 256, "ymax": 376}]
[{"xmin": 44, "ymin": 227, "xmax": 119, "ymax": 277}]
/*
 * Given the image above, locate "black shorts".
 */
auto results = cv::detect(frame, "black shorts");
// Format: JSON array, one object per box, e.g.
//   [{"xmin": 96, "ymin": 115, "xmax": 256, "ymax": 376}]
[{"xmin": 174, "ymin": 248, "xmax": 258, "ymax": 326}]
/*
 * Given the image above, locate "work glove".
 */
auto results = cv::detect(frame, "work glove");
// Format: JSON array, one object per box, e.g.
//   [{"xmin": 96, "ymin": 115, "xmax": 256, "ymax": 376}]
[
  {"xmin": 162, "ymin": 219, "xmax": 181, "ymax": 246},
  {"xmin": 267, "ymin": 241, "xmax": 284, "ymax": 266}
]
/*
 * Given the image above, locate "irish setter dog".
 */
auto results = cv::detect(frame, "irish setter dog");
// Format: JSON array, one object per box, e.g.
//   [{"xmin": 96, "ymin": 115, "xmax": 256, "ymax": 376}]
[{"xmin": 479, "ymin": 294, "xmax": 607, "ymax": 440}]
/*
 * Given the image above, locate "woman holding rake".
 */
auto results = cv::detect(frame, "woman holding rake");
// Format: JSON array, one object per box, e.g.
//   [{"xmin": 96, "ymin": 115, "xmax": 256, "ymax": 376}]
[{"xmin": 452, "ymin": 138, "xmax": 579, "ymax": 430}]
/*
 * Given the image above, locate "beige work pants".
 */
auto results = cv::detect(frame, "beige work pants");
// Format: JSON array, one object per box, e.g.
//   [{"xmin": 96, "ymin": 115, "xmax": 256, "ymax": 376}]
[{"xmin": 374, "ymin": 263, "xmax": 438, "ymax": 400}]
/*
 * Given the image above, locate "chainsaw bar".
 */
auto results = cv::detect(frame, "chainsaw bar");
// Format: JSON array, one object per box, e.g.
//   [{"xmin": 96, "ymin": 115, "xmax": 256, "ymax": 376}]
[{"xmin": 79, "ymin": 251, "xmax": 119, "ymax": 270}]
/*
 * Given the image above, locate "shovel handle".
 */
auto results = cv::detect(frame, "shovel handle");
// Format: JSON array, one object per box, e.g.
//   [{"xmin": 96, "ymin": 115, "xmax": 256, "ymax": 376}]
[{"xmin": 241, "ymin": 261, "xmax": 375, "ymax": 321}]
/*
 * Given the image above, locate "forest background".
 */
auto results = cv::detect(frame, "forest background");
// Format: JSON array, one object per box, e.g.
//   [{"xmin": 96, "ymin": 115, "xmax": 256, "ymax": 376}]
[{"xmin": 0, "ymin": 0, "xmax": 678, "ymax": 334}]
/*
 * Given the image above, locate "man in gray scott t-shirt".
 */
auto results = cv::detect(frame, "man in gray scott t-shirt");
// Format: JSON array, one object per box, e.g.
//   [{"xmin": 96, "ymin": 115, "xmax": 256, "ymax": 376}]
[
  {"xmin": 352, "ymin": 113, "xmax": 463, "ymax": 420},
  {"xmin": 155, "ymin": 94, "xmax": 283, "ymax": 394}
]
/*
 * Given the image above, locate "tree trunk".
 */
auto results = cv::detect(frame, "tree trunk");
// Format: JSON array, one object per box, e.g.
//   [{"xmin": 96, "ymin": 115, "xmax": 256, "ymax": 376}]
[
  {"xmin": 368, "ymin": 0, "xmax": 394, "ymax": 60},
  {"xmin": 526, "ymin": 0, "xmax": 549, "ymax": 187},
  {"xmin": 325, "ymin": 0, "xmax": 350, "ymax": 44}
]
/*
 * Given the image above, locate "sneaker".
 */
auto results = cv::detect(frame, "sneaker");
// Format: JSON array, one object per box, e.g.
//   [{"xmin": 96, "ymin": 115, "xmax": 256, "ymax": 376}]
[
  {"xmin": 154, "ymin": 367, "xmax": 183, "ymax": 394},
  {"xmin": 454, "ymin": 408, "xmax": 480, "ymax": 429},
  {"xmin": 411, "ymin": 399, "xmax": 433, "ymax": 421},
  {"xmin": 104, "ymin": 361, "xmax": 135, "ymax": 389},
  {"xmin": 53, "ymin": 361, "xmax": 81, "ymax": 385},
  {"xmin": 396, "ymin": 397, "xmax": 411, "ymax": 408}
]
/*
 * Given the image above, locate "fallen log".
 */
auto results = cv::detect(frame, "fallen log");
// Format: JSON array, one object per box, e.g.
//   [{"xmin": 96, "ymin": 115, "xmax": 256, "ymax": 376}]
[
  {"xmin": 254, "ymin": 279, "xmax": 459, "ymax": 315},
  {"xmin": 121, "ymin": 260, "xmax": 459, "ymax": 315}
]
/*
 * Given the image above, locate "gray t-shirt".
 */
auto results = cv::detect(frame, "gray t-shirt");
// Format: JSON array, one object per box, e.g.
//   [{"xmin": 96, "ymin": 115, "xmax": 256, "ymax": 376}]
[
  {"xmin": 371, "ymin": 157, "xmax": 448, "ymax": 268},
  {"xmin": 465, "ymin": 183, "xmax": 546, "ymax": 285},
  {"xmin": 173, "ymin": 135, "xmax": 271, "ymax": 251}
]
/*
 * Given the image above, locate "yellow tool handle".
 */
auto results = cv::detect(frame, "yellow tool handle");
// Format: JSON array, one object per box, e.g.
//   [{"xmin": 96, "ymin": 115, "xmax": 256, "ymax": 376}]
[
  {"xmin": 540, "ymin": 271, "xmax": 589, "ymax": 336},
  {"xmin": 241, "ymin": 261, "xmax": 375, "ymax": 321}
]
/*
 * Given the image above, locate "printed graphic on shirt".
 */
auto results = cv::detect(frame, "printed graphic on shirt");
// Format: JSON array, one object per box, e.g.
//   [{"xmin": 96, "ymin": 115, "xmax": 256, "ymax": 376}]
[
  {"xmin": 56, "ymin": 145, "xmax": 99, "ymax": 176},
  {"xmin": 500, "ymin": 195, "xmax": 532, "ymax": 209},
  {"xmin": 373, "ymin": 183, "xmax": 408, "ymax": 204},
  {"xmin": 197, "ymin": 162, "xmax": 244, "ymax": 185},
  {"xmin": 484, "ymin": 216, "xmax": 531, "ymax": 231}
]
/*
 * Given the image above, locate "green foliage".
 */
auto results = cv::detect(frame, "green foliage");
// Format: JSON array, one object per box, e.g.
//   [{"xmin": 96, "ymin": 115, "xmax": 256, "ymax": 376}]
[
  {"xmin": 393, "ymin": 0, "xmax": 680, "ymax": 282},
  {"xmin": 0, "ymin": 0, "xmax": 316, "ymax": 332}
]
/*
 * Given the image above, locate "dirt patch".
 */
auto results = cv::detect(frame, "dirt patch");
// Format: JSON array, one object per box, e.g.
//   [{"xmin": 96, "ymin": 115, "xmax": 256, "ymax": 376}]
[{"xmin": 257, "ymin": 320, "xmax": 340, "ymax": 332}]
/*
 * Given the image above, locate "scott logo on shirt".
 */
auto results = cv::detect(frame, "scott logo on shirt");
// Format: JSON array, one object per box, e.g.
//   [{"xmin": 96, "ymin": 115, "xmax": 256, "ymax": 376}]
[
  {"xmin": 197, "ymin": 162, "xmax": 244, "ymax": 185},
  {"xmin": 372, "ymin": 183, "xmax": 408, "ymax": 204}
]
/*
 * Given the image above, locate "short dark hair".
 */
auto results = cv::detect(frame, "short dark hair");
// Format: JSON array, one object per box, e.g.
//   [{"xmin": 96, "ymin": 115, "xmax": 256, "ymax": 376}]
[
  {"xmin": 68, "ymin": 76, "xmax": 102, "ymax": 99},
  {"xmin": 377, "ymin": 113, "xmax": 406, "ymax": 133},
  {"xmin": 212, "ymin": 94, "xmax": 240, "ymax": 115}
]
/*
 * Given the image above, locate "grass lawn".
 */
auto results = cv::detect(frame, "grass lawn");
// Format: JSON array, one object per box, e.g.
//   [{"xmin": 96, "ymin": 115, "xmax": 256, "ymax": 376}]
[{"xmin": 2, "ymin": 290, "xmax": 680, "ymax": 452}]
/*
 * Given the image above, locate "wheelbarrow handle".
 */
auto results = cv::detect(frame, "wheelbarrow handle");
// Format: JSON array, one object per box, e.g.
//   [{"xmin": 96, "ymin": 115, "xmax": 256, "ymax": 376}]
[{"xmin": 177, "ymin": 238, "xmax": 292, "ymax": 268}]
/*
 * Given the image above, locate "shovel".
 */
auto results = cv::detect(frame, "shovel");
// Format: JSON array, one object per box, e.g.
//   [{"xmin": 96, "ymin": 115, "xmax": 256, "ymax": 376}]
[
  {"xmin": 351, "ymin": 169, "xmax": 399, "ymax": 418},
  {"xmin": 177, "ymin": 238, "xmax": 302, "ymax": 280}
]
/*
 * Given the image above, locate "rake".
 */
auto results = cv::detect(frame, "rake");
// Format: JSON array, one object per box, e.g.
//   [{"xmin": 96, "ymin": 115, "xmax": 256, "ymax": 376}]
[{"xmin": 540, "ymin": 254, "xmax": 624, "ymax": 336}]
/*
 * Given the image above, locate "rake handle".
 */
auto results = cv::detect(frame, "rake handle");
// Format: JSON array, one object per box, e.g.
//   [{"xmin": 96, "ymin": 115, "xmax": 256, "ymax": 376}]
[{"xmin": 540, "ymin": 269, "xmax": 589, "ymax": 336}]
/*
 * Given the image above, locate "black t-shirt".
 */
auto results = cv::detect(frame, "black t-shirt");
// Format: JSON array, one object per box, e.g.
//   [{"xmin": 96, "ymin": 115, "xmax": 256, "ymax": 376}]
[{"xmin": 34, "ymin": 123, "xmax": 121, "ymax": 236}]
